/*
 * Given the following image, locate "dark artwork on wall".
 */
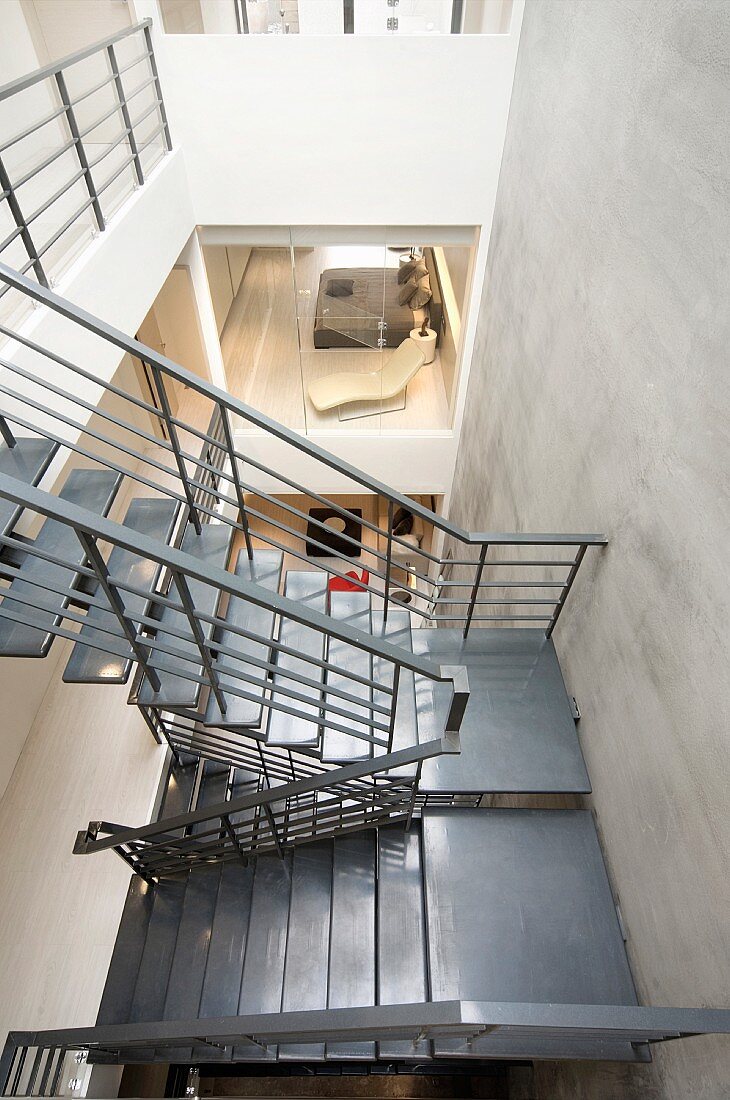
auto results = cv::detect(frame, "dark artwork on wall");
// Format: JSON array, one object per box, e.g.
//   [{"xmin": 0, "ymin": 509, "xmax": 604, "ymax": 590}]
[{"xmin": 306, "ymin": 508, "xmax": 363, "ymax": 558}]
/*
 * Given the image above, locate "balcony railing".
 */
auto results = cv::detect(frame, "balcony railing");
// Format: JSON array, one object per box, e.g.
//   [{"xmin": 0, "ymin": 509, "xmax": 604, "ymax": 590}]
[{"xmin": 0, "ymin": 20, "xmax": 171, "ymax": 326}]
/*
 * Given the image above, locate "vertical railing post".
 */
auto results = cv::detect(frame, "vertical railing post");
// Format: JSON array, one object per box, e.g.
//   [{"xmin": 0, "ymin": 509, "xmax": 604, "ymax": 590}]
[
  {"xmin": 263, "ymin": 802, "xmax": 284, "ymax": 859},
  {"xmin": 221, "ymin": 812, "xmax": 248, "ymax": 868},
  {"xmin": 405, "ymin": 760, "xmax": 422, "ymax": 830},
  {"xmin": 0, "ymin": 415, "xmax": 16, "ymax": 449},
  {"xmin": 106, "ymin": 43, "xmax": 144, "ymax": 186},
  {"xmin": 383, "ymin": 498, "xmax": 394, "ymax": 625},
  {"xmin": 220, "ymin": 405, "xmax": 254, "ymax": 560},
  {"xmin": 0, "ymin": 155, "xmax": 49, "ymax": 288},
  {"xmin": 385, "ymin": 662, "xmax": 400, "ymax": 753},
  {"xmin": 170, "ymin": 567, "xmax": 227, "ymax": 714},
  {"xmin": 463, "ymin": 542, "xmax": 488, "ymax": 639},
  {"xmin": 149, "ymin": 363, "xmax": 202, "ymax": 534},
  {"xmin": 546, "ymin": 543, "xmax": 587, "ymax": 638},
  {"xmin": 142, "ymin": 23, "xmax": 173, "ymax": 150},
  {"xmin": 54, "ymin": 70, "xmax": 105, "ymax": 232},
  {"xmin": 76, "ymin": 530, "xmax": 162, "ymax": 691}
]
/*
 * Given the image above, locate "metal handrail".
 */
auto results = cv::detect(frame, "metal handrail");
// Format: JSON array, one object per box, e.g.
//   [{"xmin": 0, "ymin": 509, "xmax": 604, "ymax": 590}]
[
  {"xmin": 2, "ymin": 1001, "xmax": 728, "ymax": 1088},
  {"xmin": 0, "ymin": 21, "xmax": 170, "ymax": 302},
  {"xmin": 73, "ymin": 734, "xmax": 461, "ymax": 879},
  {"xmin": 0, "ymin": 263, "xmax": 606, "ymax": 639}
]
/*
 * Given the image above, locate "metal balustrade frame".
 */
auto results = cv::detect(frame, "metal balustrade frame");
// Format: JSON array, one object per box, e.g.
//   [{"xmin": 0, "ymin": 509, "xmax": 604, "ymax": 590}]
[
  {"xmin": 0, "ymin": 20, "xmax": 171, "ymax": 302},
  {"xmin": 0, "ymin": 263, "xmax": 607, "ymax": 642},
  {"xmin": 2, "ymin": 1001, "xmax": 728, "ymax": 1088}
]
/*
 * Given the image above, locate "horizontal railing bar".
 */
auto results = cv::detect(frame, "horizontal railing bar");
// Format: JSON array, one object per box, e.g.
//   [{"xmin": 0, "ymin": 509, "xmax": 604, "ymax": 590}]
[
  {"xmin": 78, "ymin": 737, "xmax": 454, "ymax": 854},
  {"xmin": 117, "ymin": 50, "xmax": 153, "ymax": 77},
  {"xmin": 438, "ymin": 614, "xmax": 554, "ymax": 622},
  {"xmin": 95, "ymin": 153, "xmax": 135, "ymax": 197},
  {"xmin": 13, "ymin": 140, "xmax": 77, "ymax": 189},
  {"xmin": 0, "ymin": 105, "xmax": 68, "ymax": 153},
  {"xmin": 0, "ymin": 356, "xmax": 174, "ymax": 456},
  {"xmin": 0, "ymin": 227, "xmax": 23, "ymax": 253},
  {"xmin": 135, "ymin": 121, "xmax": 167, "ymax": 155},
  {"xmin": 126, "ymin": 99, "xmax": 163, "ymax": 134},
  {"xmin": 24, "ymin": 168, "xmax": 88, "ymax": 224},
  {"xmin": 0, "ymin": 323, "xmax": 167, "ymax": 424},
  {"xmin": 438, "ymin": 580, "xmax": 570, "ymax": 588},
  {"xmin": 87, "ymin": 132, "xmax": 135, "ymax": 171},
  {"xmin": 123, "ymin": 73, "xmax": 158, "ymax": 105},
  {"xmin": 0, "ymin": 262, "xmax": 606, "ymax": 551},
  {"xmin": 36, "ymin": 198, "xmax": 96, "ymax": 257},
  {"xmin": 0, "ymin": 20, "xmax": 152, "ymax": 101},
  {"xmin": 433, "ymin": 598, "xmax": 559, "ymax": 605}
]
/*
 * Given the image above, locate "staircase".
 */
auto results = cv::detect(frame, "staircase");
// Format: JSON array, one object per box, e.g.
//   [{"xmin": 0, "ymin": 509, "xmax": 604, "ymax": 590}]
[{"xmin": 0, "ymin": 265, "xmax": 728, "ymax": 1090}]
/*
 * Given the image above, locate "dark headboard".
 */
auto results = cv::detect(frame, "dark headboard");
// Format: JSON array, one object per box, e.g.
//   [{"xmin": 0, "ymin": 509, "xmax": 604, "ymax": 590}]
[{"xmin": 422, "ymin": 247, "xmax": 444, "ymax": 345}]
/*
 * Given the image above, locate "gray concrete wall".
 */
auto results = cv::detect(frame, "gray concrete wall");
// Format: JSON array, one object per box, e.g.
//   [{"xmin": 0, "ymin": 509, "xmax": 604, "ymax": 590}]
[{"xmin": 448, "ymin": 2, "xmax": 730, "ymax": 1096}]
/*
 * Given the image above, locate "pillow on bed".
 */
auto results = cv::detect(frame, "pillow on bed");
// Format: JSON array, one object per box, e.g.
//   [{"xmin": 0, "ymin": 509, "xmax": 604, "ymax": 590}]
[
  {"xmin": 326, "ymin": 278, "xmax": 354, "ymax": 298},
  {"xmin": 400, "ymin": 274, "xmax": 433, "ymax": 309},
  {"xmin": 397, "ymin": 258, "xmax": 428, "ymax": 285}
]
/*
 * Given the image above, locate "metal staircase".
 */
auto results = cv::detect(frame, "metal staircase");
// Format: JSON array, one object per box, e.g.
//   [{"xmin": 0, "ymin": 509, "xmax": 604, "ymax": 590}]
[{"xmin": 0, "ymin": 262, "xmax": 728, "ymax": 1088}]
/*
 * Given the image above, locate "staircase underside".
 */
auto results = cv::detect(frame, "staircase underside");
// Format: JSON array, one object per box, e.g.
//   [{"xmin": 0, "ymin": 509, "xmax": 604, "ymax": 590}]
[{"xmin": 98, "ymin": 808, "xmax": 641, "ymax": 1066}]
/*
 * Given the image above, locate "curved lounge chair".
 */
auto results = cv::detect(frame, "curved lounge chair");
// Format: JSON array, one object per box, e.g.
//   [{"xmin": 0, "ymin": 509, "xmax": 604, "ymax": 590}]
[{"xmin": 308, "ymin": 337, "xmax": 425, "ymax": 414}]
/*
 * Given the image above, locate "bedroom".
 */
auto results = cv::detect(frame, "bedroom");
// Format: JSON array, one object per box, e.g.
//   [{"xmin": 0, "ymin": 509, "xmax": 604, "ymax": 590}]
[{"xmin": 198, "ymin": 227, "xmax": 476, "ymax": 434}]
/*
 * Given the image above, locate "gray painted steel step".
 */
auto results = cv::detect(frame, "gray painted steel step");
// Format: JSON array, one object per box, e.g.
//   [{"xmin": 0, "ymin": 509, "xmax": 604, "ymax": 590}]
[
  {"xmin": 327, "ymin": 830, "xmax": 376, "ymax": 1060},
  {"xmin": 377, "ymin": 824, "xmax": 430, "ymax": 1060},
  {"xmin": 190, "ymin": 759, "xmax": 230, "ymax": 835},
  {"xmin": 279, "ymin": 840, "xmax": 333, "ymax": 1061},
  {"xmin": 266, "ymin": 571, "xmax": 328, "ymax": 749},
  {"xmin": 63, "ymin": 498, "xmax": 179, "ymax": 684},
  {"xmin": 203, "ymin": 549, "xmax": 283, "ymax": 730},
  {"xmin": 157, "ymin": 754, "xmax": 197, "ymax": 821},
  {"xmin": 237, "ymin": 853, "xmax": 293, "ymax": 1060},
  {"xmin": 371, "ymin": 610, "xmax": 417, "ymax": 777},
  {"xmin": 413, "ymin": 629, "xmax": 591, "ymax": 794},
  {"xmin": 137, "ymin": 522, "xmax": 233, "ymax": 710},
  {"xmin": 321, "ymin": 590, "xmax": 372, "ymax": 764},
  {"xmin": 0, "ymin": 469, "xmax": 121, "ymax": 657},
  {"xmin": 199, "ymin": 861, "xmax": 255, "ymax": 1019},
  {"xmin": 163, "ymin": 866, "xmax": 220, "ymax": 1020},
  {"xmin": 96, "ymin": 876, "xmax": 154, "ymax": 1026},
  {"xmin": 128, "ymin": 878, "xmax": 187, "ymax": 1023},
  {"xmin": 421, "ymin": 808, "xmax": 637, "ymax": 1059},
  {"xmin": 0, "ymin": 437, "xmax": 57, "ymax": 537}
]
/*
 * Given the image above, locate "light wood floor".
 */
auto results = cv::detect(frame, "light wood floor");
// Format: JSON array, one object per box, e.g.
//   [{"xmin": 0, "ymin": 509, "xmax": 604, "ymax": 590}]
[{"xmin": 220, "ymin": 248, "xmax": 451, "ymax": 432}]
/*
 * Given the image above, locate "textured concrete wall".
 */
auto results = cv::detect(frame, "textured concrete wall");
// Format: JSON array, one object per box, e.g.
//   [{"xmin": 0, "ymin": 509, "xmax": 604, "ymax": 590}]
[{"xmin": 449, "ymin": 2, "xmax": 730, "ymax": 1096}]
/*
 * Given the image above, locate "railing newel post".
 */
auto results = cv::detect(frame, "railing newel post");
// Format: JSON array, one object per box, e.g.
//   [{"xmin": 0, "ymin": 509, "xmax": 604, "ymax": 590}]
[
  {"xmin": 220, "ymin": 404, "xmax": 255, "ymax": 559},
  {"xmin": 106, "ymin": 42, "xmax": 144, "ymax": 187},
  {"xmin": 463, "ymin": 542, "xmax": 488, "ymax": 638},
  {"xmin": 171, "ymin": 567, "xmax": 227, "ymax": 715},
  {"xmin": 54, "ymin": 69, "xmax": 105, "ymax": 232},
  {"xmin": 383, "ymin": 498, "xmax": 394, "ymax": 624},
  {"xmin": 0, "ymin": 155, "xmax": 49, "ymax": 289},
  {"xmin": 149, "ymin": 362, "xmax": 202, "ymax": 534}
]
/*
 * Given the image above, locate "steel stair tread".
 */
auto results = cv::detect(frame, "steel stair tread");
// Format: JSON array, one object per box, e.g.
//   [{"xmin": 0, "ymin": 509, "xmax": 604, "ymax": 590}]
[
  {"xmin": 190, "ymin": 759, "xmax": 230, "ymax": 835},
  {"xmin": 321, "ymin": 590, "xmax": 373, "ymax": 764},
  {"xmin": 128, "ymin": 878, "xmax": 188, "ymax": 1023},
  {"xmin": 199, "ymin": 860, "xmax": 255, "ymax": 1019},
  {"xmin": 236, "ymin": 852, "xmax": 293, "ymax": 1061},
  {"xmin": 377, "ymin": 823, "xmax": 430, "ymax": 1060},
  {"xmin": 203, "ymin": 549, "xmax": 283, "ymax": 730},
  {"xmin": 279, "ymin": 840, "xmax": 333, "ymax": 1061},
  {"xmin": 0, "ymin": 468, "xmax": 121, "ymax": 657},
  {"xmin": 0, "ymin": 437, "xmax": 57, "ymax": 538},
  {"xmin": 137, "ymin": 522, "xmax": 234, "ymax": 710},
  {"xmin": 163, "ymin": 865, "xmax": 221, "ymax": 1021},
  {"xmin": 326, "ymin": 830, "xmax": 376, "ymax": 1060},
  {"xmin": 266, "ymin": 571, "xmax": 328, "ymax": 749},
  {"xmin": 371, "ymin": 610, "xmax": 418, "ymax": 778},
  {"xmin": 62, "ymin": 497, "xmax": 179, "ymax": 684},
  {"xmin": 96, "ymin": 876, "xmax": 154, "ymax": 1026}
]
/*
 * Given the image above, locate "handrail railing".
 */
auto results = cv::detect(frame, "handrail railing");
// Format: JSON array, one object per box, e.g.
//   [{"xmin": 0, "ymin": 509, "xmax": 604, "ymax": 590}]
[
  {"xmin": 0, "ymin": 472, "xmax": 468, "ymax": 768},
  {"xmin": 3, "ymin": 1001, "xmax": 728, "ymax": 1089},
  {"xmin": 73, "ymin": 735, "xmax": 461, "ymax": 880},
  {"xmin": 0, "ymin": 21, "xmax": 170, "ymax": 321},
  {"xmin": 0, "ymin": 264, "xmax": 607, "ymax": 639}
]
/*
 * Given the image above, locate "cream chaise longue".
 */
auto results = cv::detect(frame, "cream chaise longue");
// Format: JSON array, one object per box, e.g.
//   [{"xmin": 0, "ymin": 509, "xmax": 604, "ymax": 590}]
[{"xmin": 307, "ymin": 336, "xmax": 425, "ymax": 417}]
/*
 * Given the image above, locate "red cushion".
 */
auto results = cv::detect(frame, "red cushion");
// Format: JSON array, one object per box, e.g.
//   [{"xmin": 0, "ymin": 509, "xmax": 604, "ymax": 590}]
[{"xmin": 328, "ymin": 569, "xmax": 370, "ymax": 592}]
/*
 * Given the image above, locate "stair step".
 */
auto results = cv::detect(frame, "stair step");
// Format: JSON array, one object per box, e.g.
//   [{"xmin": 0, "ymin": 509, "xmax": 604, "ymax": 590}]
[
  {"xmin": 157, "ymin": 753, "xmax": 197, "ymax": 821},
  {"xmin": 266, "ymin": 571, "xmax": 328, "ymax": 749},
  {"xmin": 96, "ymin": 876, "xmax": 154, "ymax": 1025},
  {"xmin": 137, "ymin": 522, "xmax": 234, "ymax": 710},
  {"xmin": 321, "ymin": 590, "xmax": 373, "ymax": 764},
  {"xmin": 128, "ymin": 878, "xmax": 188, "ymax": 1023},
  {"xmin": 236, "ymin": 853, "xmax": 293, "ymax": 1061},
  {"xmin": 199, "ymin": 861, "xmax": 255, "ymax": 1019},
  {"xmin": 279, "ymin": 840, "xmax": 333, "ymax": 1061},
  {"xmin": 371, "ymin": 610, "xmax": 418, "ymax": 777},
  {"xmin": 377, "ymin": 824, "xmax": 430, "ymax": 1060},
  {"xmin": 163, "ymin": 866, "xmax": 220, "ymax": 1021},
  {"xmin": 63, "ymin": 498, "xmax": 179, "ymax": 684},
  {"xmin": 203, "ymin": 549, "xmax": 283, "ymax": 730},
  {"xmin": 326, "ymin": 830, "xmax": 376, "ymax": 1060},
  {"xmin": 0, "ymin": 437, "xmax": 57, "ymax": 538},
  {"xmin": 0, "ymin": 468, "xmax": 121, "ymax": 657},
  {"xmin": 190, "ymin": 759, "xmax": 230, "ymax": 836}
]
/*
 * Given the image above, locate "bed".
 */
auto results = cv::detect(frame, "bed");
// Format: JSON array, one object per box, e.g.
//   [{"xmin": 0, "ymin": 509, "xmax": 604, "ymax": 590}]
[{"xmin": 313, "ymin": 246, "xmax": 444, "ymax": 350}]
